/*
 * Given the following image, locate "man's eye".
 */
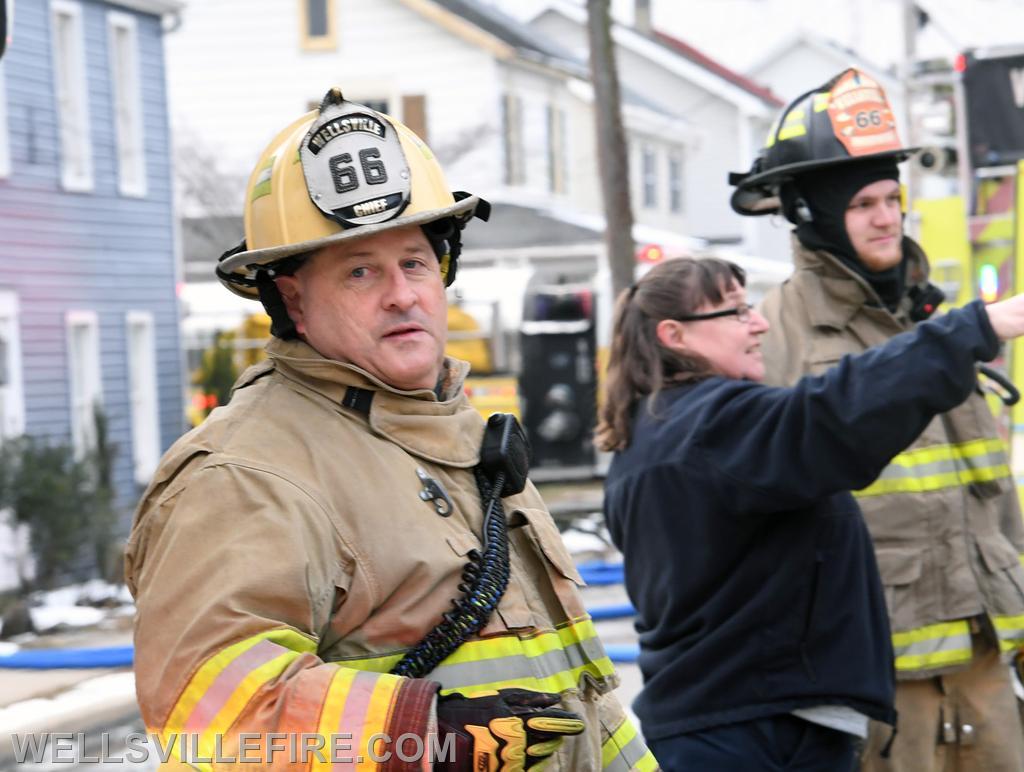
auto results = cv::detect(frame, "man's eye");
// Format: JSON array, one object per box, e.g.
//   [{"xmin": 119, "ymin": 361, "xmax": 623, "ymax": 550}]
[
  {"xmin": 350, "ymin": 266, "xmax": 367, "ymax": 278},
  {"xmin": 403, "ymin": 258, "xmax": 427, "ymax": 270}
]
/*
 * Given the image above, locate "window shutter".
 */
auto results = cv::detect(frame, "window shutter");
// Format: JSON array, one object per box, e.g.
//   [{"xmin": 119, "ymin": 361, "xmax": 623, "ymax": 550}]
[{"xmin": 402, "ymin": 94, "xmax": 427, "ymax": 143}]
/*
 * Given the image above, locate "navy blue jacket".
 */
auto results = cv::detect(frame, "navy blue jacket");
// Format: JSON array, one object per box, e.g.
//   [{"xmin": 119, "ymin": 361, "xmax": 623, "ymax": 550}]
[{"xmin": 603, "ymin": 301, "xmax": 1000, "ymax": 741}]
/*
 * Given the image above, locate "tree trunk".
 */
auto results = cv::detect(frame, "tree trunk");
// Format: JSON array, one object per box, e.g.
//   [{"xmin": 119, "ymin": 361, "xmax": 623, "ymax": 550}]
[{"xmin": 586, "ymin": 0, "xmax": 636, "ymax": 299}]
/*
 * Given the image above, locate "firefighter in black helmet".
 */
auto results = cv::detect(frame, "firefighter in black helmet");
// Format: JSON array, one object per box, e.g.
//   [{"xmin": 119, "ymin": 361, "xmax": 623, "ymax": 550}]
[{"xmin": 733, "ymin": 68, "xmax": 1024, "ymax": 772}]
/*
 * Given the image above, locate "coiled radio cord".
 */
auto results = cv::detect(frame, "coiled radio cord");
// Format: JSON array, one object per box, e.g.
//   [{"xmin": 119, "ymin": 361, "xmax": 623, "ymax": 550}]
[{"xmin": 390, "ymin": 414, "xmax": 529, "ymax": 679}]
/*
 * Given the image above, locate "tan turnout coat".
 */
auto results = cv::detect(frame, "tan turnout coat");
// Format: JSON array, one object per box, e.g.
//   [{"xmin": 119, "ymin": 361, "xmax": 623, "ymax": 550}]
[
  {"xmin": 126, "ymin": 338, "xmax": 656, "ymax": 771},
  {"xmin": 760, "ymin": 238, "xmax": 1024, "ymax": 680}
]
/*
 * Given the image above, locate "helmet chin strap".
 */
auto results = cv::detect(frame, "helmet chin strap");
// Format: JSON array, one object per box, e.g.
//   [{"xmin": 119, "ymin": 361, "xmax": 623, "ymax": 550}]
[
  {"xmin": 256, "ymin": 271, "xmax": 299, "ymax": 340},
  {"xmin": 422, "ymin": 219, "xmax": 462, "ymax": 287}
]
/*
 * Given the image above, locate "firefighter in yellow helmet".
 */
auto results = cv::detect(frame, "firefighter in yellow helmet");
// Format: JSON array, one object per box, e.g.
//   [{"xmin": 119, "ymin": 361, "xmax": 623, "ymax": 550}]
[
  {"xmin": 733, "ymin": 68, "xmax": 1024, "ymax": 771},
  {"xmin": 126, "ymin": 89, "xmax": 657, "ymax": 771}
]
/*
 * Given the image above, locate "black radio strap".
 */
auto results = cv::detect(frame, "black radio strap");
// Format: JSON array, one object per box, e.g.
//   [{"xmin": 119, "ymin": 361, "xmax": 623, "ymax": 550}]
[
  {"xmin": 389, "ymin": 413, "xmax": 529, "ymax": 679},
  {"xmin": 342, "ymin": 386, "xmax": 374, "ymax": 416}
]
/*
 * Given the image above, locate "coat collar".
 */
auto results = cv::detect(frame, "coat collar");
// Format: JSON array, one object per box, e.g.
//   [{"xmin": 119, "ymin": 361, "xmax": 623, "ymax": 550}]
[
  {"xmin": 790, "ymin": 235, "xmax": 931, "ymax": 330},
  {"xmin": 260, "ymin": 338, "xmax": 484, "ymax": 467}
]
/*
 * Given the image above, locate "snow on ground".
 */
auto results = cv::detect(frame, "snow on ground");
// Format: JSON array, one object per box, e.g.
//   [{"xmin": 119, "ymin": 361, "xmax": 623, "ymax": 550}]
[
  {"xmin": 29, "ymin": 606, "xmax": 107, "ymax": 633},
  {"xmin": 6, "ymin": 580, "xmax": 137, "ymax": 636},
  {"xmin": 35, "ymin": 580, "xmax": 132, "ymax": 609},
  {"xmin": 559, "ymin": 528, "xmax": 612, "ymax": 557},
  {"xmin": 0, "ymin": 672, "xmax": 137, "ymax": 735}
]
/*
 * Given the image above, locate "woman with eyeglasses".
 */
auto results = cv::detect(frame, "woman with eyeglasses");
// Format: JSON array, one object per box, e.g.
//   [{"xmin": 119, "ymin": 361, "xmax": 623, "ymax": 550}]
[{"xmin": 596, "ymin": 256, "xmax": 1024, "ymax": 772}]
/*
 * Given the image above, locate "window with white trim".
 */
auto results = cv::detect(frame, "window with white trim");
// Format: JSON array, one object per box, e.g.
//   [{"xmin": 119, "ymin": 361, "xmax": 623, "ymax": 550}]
[
  {"xmin": 0, "ymin": 62, "xmax": 10, "ymax": 179},
  {"xmin": 66, "ymin": 311, "xmax": 102, "ymax": 456},
  {"xmin": 0, "ymin": 290, "xmax": 25, "ymax": 439},
  {"xmin": 126, "ymin": 311, "xmax": 159, "ymax": 483},
  {"xmin": 108, "ymin": 11, "xmax": 145, "ymax": 196},
  {"xmin": 299, "ymin": 0, "xmax": 335, "ymax": 50},
  {"xmin": 52, "ymin": 0, "xmax": 93, "ymax": 191},
  {"xmin": 641, "ymin": 144, "xmax": 658, "ymax": 209},
  {"xmin": 669, "ymin": 150, "xmax": 684, "ymax": 214},
  {"xmin": 501, "ymin": 93, "xmax": 524, "ymax": 186},
  {"xmin": 546, "ymin": 104, "xmax": 568, "ymax": 195}
]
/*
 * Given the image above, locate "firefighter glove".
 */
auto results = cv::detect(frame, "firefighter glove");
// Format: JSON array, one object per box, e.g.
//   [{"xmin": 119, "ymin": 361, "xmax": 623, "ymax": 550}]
[{"xmin": 434, "ymin": 688, "xmax": 585, "ymax": 771}]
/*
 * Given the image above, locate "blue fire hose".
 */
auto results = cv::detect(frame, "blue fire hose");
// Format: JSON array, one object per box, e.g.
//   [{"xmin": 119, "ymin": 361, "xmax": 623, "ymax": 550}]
[
  {"xmin": 577, "ymin": 561, "xmax": 625, "ymax": 586},
  {"xmin": 0, "ymin": 645, "xmax": 134, "ymax": 669},
  {"xmin": 0, "ymin": 563, "xmax": 637, "ymax": 669}
]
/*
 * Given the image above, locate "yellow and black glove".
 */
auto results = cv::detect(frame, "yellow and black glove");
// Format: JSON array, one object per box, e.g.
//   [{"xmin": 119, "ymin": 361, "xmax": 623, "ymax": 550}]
[{"xmin": 434, "ymin": 688, "xmax": 586, "ymax": 771}]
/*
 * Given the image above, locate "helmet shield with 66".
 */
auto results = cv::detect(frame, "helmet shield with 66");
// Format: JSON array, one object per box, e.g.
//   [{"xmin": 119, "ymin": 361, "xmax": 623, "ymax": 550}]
[
  {"xmin": 729, "ymin": 68, "xmax": 917, "ymax": 217},
  {"xmin": 217, "ymin": 88, "xmax": 487, "ymax": 301},
  {"xmin": 300, "ymin": 99, "xmax": 411, "ymax": 227}
]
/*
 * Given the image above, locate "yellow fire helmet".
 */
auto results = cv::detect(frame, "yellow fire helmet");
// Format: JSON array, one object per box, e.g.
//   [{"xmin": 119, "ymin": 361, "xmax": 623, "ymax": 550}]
[{"xmin": 217, "ymin": 88, "xmax": 489, "ymax": 303}]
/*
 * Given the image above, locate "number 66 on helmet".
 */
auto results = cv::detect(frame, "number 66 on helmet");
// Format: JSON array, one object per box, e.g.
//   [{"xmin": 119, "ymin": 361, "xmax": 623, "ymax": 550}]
[{"xmin": 217, "ymin": 87, "xmax": 490, "ymax": 308}]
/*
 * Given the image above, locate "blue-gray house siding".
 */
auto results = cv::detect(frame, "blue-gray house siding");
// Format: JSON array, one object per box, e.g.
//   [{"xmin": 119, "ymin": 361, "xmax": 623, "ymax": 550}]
[{"xmin": 0, "ymin": 0, "xmax": 183, "ymax": 520}]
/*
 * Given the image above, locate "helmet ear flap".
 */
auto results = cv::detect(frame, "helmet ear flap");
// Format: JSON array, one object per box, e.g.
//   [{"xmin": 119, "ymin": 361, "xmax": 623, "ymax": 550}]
[
  {"xmin": 779, "ymin": 182, "xmax": 814, "ymax": 225},
  {"xmin": 422, "ymin": 218, "xmax": 461, "ymax": 287}
]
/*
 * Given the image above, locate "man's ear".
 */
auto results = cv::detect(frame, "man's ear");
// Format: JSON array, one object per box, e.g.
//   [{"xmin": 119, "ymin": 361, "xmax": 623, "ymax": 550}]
[
  {"xmin": 274, "ymin": 276, "xmax": 306, "ymax": 335},
  {"xmin": 655, "ymin": 319, "xmax": 686, "ymax": 352}
]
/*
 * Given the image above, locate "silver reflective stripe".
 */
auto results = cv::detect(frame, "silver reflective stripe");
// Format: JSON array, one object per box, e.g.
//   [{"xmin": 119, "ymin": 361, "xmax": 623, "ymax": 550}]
[
  {"xmin": 871, "ymin": 447, "xmax": 1007, "ymax": 481},
  {"xmin": 430, "ymin": 633, "xmax": 609, "ymax": 690},
  {"xmin": 893, "ymin": 623, "xmax": 972, "ymax": 672},
  {"xmin": 603, "ymin": 731, "xmax": 654, "ymax": 772},
  {"xmin": 603, "ymin": 750, "xmax": 633, "ymax": 772},
  {"xmin": 994, "ymin": 614, "xmax": 1024, "ymax": 653}
]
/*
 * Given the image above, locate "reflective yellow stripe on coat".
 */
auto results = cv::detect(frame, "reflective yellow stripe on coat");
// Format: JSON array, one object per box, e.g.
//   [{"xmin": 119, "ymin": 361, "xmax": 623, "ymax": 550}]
[
  {"xmin": 893, "ymin": 616, "xmax": 1024, "ymax": 673},
  {"xmin": 854, "ymin": 439, "xmax": 1011, "ymax": 498},
  {"xmin": 156, "ymin": 628, "xmax": 405, "ymax": 771},
  {"xmin": 158, "ymin": 618, "xmax": 636, "ymax": 770},
  {"xmin": 338, "ymin": 616, "xmax": 652, "ymax": 770},
  {"xmin": 337, "ymin": 617, "xmax": 616, "ymax": 696},
  {"xmin": 602, "ymin": 716, "xmax": 660, "ymax": 771},
  {"xmin": 892, "ymin": 621, "xmax": 973, "ymax": 672}
]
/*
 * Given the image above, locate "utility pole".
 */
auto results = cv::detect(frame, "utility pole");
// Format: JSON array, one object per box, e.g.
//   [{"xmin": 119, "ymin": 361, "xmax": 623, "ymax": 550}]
[
  {"xmin": 902, "ymin": 0, "xmax": 920, "ymax": 234},
  {"xmin": 586, "ymin": 0, "xmax": 636, "ymax": 299}
]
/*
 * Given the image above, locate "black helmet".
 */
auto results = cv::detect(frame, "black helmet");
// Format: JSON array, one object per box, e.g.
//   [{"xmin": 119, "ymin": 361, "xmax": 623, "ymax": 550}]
[{"xmin": 729, "ymin": 68, "xmax": 916, "ymax": 217}]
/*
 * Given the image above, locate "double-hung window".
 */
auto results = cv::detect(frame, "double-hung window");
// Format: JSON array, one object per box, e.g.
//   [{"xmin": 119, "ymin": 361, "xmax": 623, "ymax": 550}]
[
  {"xmin": 0, "ymin": 60, "xmax": 9, "ymax": 179},
  {"xmin": 547, "ymin": 105, "xmax": 568, "ymax": 195},
  {"xmin": 52, "ymin": 0, "xmax": 93, "ymax": 191},
  {"xmin": 300, "ymin": 0, "xmax": 335, "ymax": 50},
  {"xmin": 0, "ymin": 290, "xmax": 24, "ymax": 439},
  {"xmin": 641, "ymin": 144, "xmax": 658, "ymax": 209},
  {"xmin": 108, "ymin": 11, "xmax": 146, "ymax": 196},
  {"xmin": 669, "ymin": 150, "xmax": 684, "ymax": 214},
  {"xmin": 66, "ymin": 311, "xmax": 102, "ymax": 456},
  {"xmin": 126, "ymin": 311, "xmax": 159, "ymax": 483},
  {"xmin": 501, "ymin": 93, "xmax": 525, "ymax": 186}
]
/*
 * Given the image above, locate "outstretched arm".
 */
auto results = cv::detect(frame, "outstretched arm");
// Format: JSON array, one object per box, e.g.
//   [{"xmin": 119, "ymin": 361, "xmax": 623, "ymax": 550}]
[{"xmin": 698, "ymin": 300, "xmax": 1004, "ymax": 513}]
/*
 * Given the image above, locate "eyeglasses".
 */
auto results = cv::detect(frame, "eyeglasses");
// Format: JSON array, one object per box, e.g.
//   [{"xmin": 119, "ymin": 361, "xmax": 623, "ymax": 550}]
[{"xmin": 673, "ymin": 303, "xmax": 753, "ymax": 324}]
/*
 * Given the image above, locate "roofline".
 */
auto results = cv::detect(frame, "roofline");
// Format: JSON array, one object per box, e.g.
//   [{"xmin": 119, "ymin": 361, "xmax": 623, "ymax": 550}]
[
  {"xmin": 532, "ymin": 4, "xmax": 782, "ymax": 114},
  {"xmin": 565, "ymin": 78, "xmax": 692, "ymax": 142},
  {"xmin": 745, "ymin": 30, "xmax": 898, "ymax": 92},
  {"xmin": 397, "ymin": 0, "xmax": 517, "ymax": 60},
  {"xmin": 397, "ymin": 0, "xmax": 586, "ymax": 80},
  {"xmin": 106, "ymin": 0, "xmax": 184, "ymax": 15},
  {"xmin": 651, "ymin": 30, "xmax": 784, "ymax": 108}
]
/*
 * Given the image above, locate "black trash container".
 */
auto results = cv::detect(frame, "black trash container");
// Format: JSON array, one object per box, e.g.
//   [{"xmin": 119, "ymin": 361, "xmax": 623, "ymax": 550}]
[{"xmin": 518, "ymin": 285, "xmax": 597, "ymax": 473}]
